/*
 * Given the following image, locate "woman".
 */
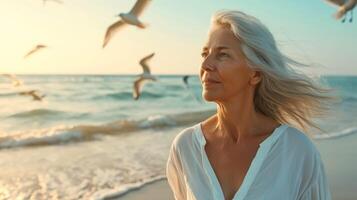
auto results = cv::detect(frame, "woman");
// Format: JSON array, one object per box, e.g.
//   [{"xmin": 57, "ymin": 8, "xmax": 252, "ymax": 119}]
[{"xmin": 166, "ymin": 10, "xmax": 333, "ymax": 200}]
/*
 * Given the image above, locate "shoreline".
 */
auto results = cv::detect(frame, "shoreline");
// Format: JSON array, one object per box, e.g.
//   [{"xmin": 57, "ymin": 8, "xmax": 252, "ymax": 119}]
[{"xmin": 117, "ymin": 179, "xmax": 172, "ymax": 200}]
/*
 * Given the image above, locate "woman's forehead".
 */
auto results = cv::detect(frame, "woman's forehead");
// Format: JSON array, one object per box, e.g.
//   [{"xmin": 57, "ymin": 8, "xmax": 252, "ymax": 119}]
[{"xmin": 204, "ymin": 26, "xmax": 241, "ymax": 50}]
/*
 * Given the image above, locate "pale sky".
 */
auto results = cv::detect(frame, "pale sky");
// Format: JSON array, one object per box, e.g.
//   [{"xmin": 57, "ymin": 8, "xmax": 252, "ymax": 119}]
[{"xmin": 0, "ymin": 0, "xmax": 356, "ymax": 75}]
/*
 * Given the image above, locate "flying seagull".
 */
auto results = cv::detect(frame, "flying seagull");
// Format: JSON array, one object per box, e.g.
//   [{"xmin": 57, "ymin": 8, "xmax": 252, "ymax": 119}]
[
  {"xmin": 182, "ymin": 75, "xmax": 201, "ymax": 102},
  {"xmin": 183, "ymin": 75, "xmax": 190, "ymax": 88},
  {"xmin": 133, "ymin": 52, "xmax": 156, "ymax": 100},
  {"xmin": 19, "ymin": 90, "xmax": 46, "ymax": 101},
  {"xmin": 324, "ymin": 0, "xmax": 357, "ymax": 22},
  {"xmin": 102, "ymin": 0, "xmax": 152, "ymax": 48},
  {"xmin": 2, "ymin": 74, "xmax": 23, "ymax": 87},
  {"xmin": 24, "ymin": 44, "xmax": 47, "ymax": 59}
]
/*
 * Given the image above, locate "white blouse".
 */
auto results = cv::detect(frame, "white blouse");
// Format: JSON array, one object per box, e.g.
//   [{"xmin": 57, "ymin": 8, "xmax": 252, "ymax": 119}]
[{"xmin": 166, "ymin": 123, "xmax": 331, "ymax": 200}]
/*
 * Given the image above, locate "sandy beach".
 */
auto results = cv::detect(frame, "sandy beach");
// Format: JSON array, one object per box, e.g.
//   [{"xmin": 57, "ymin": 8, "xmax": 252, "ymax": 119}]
[
  {"xmin": 119, "ymin": 132, "xmax": 357, "ymax": 200},
  {"xmin": 118, "ymin": 179, "xmax": 172, "ymax": 200},
  {"xmin": 317, "ymin": 132, "xmax": 357, "ymax": 200}
]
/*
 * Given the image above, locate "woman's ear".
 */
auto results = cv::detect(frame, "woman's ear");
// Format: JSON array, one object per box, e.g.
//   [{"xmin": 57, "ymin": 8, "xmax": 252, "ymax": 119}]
[{"xmin": 250, "ymin": 70, "xmax": 261, "ymax": 86}]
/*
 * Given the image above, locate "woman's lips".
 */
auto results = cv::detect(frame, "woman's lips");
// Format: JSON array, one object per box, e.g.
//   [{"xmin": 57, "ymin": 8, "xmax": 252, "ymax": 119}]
[
  {"xmin": 203, "ymin": 80, "xmax": 221, "ymax": 87},
  {"xmin": 203, "ymin": 79, "xmax": 221, "ymax": 84}
]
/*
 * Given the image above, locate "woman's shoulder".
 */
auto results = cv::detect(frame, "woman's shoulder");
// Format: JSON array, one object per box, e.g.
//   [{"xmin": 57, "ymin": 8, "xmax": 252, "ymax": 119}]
[
  {"xmin": 281, "ymin": 125, "xmax": 321, "ymax": 159},
  {"xmin": 171, "ymin": 123, "xmax": 201, "ymax": 151},
  {"xmin": 281, "ymin": 126, "xmax": 329, "ymax": 193}
]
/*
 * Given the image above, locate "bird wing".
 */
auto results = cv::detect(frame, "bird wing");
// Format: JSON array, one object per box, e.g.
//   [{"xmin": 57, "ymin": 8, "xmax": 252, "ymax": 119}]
[
  {"xmin": 19, "ymin": 90, "xmax": 35, "ymax": 95},
  {"xmin": 343, "ymin": 0, "xmax": 357, "ymax": 10},
  {"xmin": 24, "ymin": 48, "xmax": 38, "ymax": 58},
  {"xmin": 139, "ymin": 52, "xmax": 154, "ymax": 74},
  {"xmin": 103, "ymin": 20, "xmax": 126, "ymax": 48},
  {"xmin": 30, "ymin": 93, "xmax": 39, "ymax": 100},
  {"xmin": 37, "ymin": 44, "xmax": 47, "ymax": 48},
  {"xmin": 5, "ymin": 74, "xmax": 22, "ymax": 86},
  {"xmin": 29, "ymin": 90, "xmax": 38, "ymax": 94},
  {"xmin": 324, "ymin": 0, "xmax": 346, "ymax": 6},
  {"xmin": 32, "ymin": 93, "xmax": 45, "ymax": 101},
  {"xmin": 26, "ymin": 90, "xmax": 44, "ymax": 101},
  {"xmin": 24, "ymin": 45, "xmax": 46, "ymax": 58},
  {"xmin": 183, "ymin": 75, "xmax": 189, "ymax": 85},
  {"xmin": 129, "ymin": 0, "xmax": 152, "ymax": 17},
  {"xmin": 333, "ymin": 0, "xmax": 355, "ymax": 19},
  {"xmin": 133, "ymin": 76, "xmax": 146, "ymax": 100}
]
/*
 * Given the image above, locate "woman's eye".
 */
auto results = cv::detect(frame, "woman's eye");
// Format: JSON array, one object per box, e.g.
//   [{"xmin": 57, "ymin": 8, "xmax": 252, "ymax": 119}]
[
  {"xmin": 217, "ymin": 52, "xmax": 229, "ymax": 58},
  {"xmin": 201, "ymin": 52, "xmax": 208, "ymax": 58}
]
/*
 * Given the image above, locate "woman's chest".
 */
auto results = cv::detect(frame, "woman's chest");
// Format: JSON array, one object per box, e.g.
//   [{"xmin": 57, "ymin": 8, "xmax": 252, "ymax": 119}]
[{"xmin": 204, "ymin": 144, "xmax": 259, "ymax": 200}]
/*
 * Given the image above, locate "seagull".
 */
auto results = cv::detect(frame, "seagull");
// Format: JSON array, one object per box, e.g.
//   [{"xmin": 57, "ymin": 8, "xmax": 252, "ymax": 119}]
[
  {"xmin": 133, "ymin": 52, "xmax": 156, "ymax": 100},
  {"xmin": 102, "ymin": 0, "xmax": 152, "ymax": 48},
  {"xmin": 183, "ymin": 75, "xmax": 190, "ymax": 88},
  {"xmin": 182, "ymin": 75, "xmax": 201, "ymax": 102},
  {"xmin": 24, "ymin": 44, "xmax": 47, "ymax": 59},
  {"xmin": 324, "ymin": 0, "xmax": 357, "ymax": 22},
  {"xmin": 42, "ymin": 0, "xmax": 63, "ymax": 6},
  {"xmin": 18, "ymin": 90, "xmax": 46, "ymax": 101},
  {"xmin": 2, "ymin": 74, "xmax": 23, "ymax": 87}
]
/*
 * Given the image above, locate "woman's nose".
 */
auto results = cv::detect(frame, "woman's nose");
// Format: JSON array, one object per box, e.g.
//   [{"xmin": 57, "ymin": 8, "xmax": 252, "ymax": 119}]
[{"xmin": 201, "ymin": 57, "xmax": 216, "ymax": 71}]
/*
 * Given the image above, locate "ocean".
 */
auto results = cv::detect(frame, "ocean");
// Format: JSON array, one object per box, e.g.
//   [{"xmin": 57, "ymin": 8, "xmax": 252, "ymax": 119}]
[{"xmin": 0, "ymin": 75, "xmax": 356, "ymax": 199}]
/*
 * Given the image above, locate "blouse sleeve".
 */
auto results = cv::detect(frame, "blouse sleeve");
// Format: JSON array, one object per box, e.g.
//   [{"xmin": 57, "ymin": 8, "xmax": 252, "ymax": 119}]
[
  {"xmin": 299, "ymin": 154, "xmax": 332, "ymax": 200},
  {"xmin": 166, "ymin": 142, "xmax": 187, "ymax": 200}
]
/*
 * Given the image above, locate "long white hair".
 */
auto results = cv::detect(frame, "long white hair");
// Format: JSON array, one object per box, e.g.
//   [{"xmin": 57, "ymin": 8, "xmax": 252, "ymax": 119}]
[{"xmin": 211, "ymin": 10, "xmax": 337, "ymax": 131}]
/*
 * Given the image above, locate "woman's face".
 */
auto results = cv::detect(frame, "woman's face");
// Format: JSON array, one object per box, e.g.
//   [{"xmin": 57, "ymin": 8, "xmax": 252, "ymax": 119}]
[{"xmin": 200, "ymin": 25, "xmax": 260, "ymax": 103}]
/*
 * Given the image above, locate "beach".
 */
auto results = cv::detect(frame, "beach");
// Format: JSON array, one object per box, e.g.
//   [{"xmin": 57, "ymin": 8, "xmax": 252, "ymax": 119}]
[
  {"xmin": 0, "ymin": 75, "xmax": 356, "ymax": 199},
  {"xmin": 118, "ymin": 180, "xmax": 172, "ymax": 200},
  {"xmin": 317, "ymin": 129, "xmax": 357, "ymax": 200}
]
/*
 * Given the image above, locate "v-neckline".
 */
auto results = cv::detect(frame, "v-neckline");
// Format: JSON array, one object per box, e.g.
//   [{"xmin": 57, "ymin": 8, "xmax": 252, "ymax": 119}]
[{"xmin": 195, "ymin": 123, "xmax": 288, "ymax": 200}]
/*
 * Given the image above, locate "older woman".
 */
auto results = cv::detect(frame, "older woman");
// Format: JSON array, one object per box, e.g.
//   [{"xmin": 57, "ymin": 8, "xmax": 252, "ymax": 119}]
[{"xmin": 166, "ymin": 10, "xmax": 333, "ymax": 200}]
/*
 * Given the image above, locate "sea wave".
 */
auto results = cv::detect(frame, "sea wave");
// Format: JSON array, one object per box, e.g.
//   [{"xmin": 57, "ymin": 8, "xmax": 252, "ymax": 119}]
[
  {"xmin": 92, "ymin": 175, "xmax": 166, "ymax": 200},
  {"xmin": 3, "ymin": 108, "xmax": 357, "ymax": 149},
  {"xmin": 342, "ymin": 96, "xmax": 357, "ymax": 103},
  {"xmin": 0, "ymin": 109, "xmax": 215, "ymax": 149},
  {"xmin": 0, "ymin": 125, "xmax": 82, "ymax": 149},
  {"xmin": 9, "ymin": 108, "xmax": 67, "ymax": 118},
  {"xmin": 95, "ymin": 91, "xmax": 133, "ymax": 100},
  {"xmin": 313, "ymin": 127, "xmax": 357, "ymax": 140},
  {"xmin": 93, "ymin": 91, "xmax": 164, "ymax": 100}
]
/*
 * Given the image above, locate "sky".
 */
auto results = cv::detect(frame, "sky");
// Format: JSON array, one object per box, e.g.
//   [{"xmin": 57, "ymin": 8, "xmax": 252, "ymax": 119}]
[{"xmin": 0, "ymin": 0, "xmax": 356, "ymax": 75}]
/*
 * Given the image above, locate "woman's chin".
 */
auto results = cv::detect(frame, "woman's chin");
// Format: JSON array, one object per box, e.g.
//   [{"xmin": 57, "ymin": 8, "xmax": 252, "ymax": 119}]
[{"xmin": 202, "ymin": 92, "xmax": 221, "ymax": 102}]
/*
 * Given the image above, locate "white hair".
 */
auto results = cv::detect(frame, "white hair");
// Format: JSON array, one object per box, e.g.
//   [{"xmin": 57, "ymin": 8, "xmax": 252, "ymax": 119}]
[{"xmin": 211, "ymin": 10, "xmax": 337, "ymax": 131}]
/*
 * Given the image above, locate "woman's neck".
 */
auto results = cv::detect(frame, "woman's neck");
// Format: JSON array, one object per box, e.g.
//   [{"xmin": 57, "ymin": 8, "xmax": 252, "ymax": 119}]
[{"xmin": 214, "ymin": 100, "xmax": 278, "ymax": 144}]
